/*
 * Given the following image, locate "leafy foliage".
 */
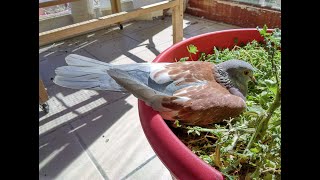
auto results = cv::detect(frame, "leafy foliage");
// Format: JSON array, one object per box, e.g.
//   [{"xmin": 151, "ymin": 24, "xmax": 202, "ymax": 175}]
[{"xmin": 169, "ymin": 26, "xmax": 281, "ymax": 179}]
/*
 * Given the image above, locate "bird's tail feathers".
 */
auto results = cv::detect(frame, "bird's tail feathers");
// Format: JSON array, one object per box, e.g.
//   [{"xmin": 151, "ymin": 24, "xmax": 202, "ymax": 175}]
[
  {"xmin": 65, "ymin": 54, "xmax": 111, "ymax": 68},
  {"xmin": 53, "ymin": 54, "xmax": 125, "ymax": 91}
]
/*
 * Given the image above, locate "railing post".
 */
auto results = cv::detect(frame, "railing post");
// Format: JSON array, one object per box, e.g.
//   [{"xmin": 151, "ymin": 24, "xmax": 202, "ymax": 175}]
[
  {"xmin": 39, "ymin": 79, "xmax": 49, "ymax": 105},
  {"xmin": 172, "ymin": 0, "xmax": 183, "ymax": 44},
  {"xmin": 110, "ymin": 0, "xmax": 123, "ymax": 29}
]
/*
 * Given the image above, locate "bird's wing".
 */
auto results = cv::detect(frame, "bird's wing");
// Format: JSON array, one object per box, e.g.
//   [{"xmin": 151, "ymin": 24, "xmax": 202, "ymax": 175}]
[
  {"xmin": 160, "ymin": 81, "xmax": 246, "ymax": 125},
  {"xmin": 108, "ymin": 61, "xmax": 245, "ymax": 125},
  {"xmin": 107, "ymin": 68, "xmax": 179, "ymax": 111},
  {"xmin": 145, "ymin": 61, "xmax": 216, "ymax": 96},
  {"xmin": 107, "ymin": 62, "xmax": 215, "ymax": 112},
  {"xmin": 149, "ymin": 61, "xmax": 215, "ymax": 85}
]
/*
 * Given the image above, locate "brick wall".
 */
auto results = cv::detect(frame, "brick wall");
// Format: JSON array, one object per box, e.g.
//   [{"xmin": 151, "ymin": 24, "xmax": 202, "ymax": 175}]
[{"xmin": 185, "ymin": 0, "xmax": 281, "ymax": 28}]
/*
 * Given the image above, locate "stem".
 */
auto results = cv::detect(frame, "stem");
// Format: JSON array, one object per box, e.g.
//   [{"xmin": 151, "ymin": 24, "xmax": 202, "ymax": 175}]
[
  {"xmin": 205, "ymin": 135, "xmax": 217, "ymax": 140},
  {"xmin": 183, "ymin": 126, "xmax": 255, "ymax": 136},
  {"xmin": 183, "ymin": 126, "xmax": 228, "ymax": 135},
  {"xmin": 250, "ymin": 167, "xmax": 261, "ymax": 179},
  {"xmin": 186, "ymin": 137, "xmax": 208, "ymax": 144},
  {"xmin": 259, "ymin": 87, "xmax": 281, "ymax": 138},
  {"xmin": 244, "ymin": 115, "xmax": 264, "ymax": 153},
  {"xmin": 225, "ymin": 133, "xmax": 239, "ymax": 152},
  {"xmin": 198, "ymin": 53, "xmax": 206, "ymax": 61},
  {"xmin": 221, "ymin": 158, "xmax": 242, "ymax": 174},
  {"xmin": 225, "ymin": 120, "xmax": 239, "ymax": 152},
  {"xmin": 214, "ymin": 144, "xmax": 222, "ymax": 169},
  {"xmin": 261, "ymin": 168, "xmax": 281, "ymax": 174},
  {"xmin": 244, "ymin": 87, "xmax": 281, "ymax": 153},
  {"xmin": 189, "ymin": 53, "xmax": 194, "ymax": 61},
  {"xmin": 240, "ymin": 49, "xmax": 253, "ymax": 60},
  {"xmin": 269, "ymin": 46, "xmax": 280, "ymax": 87}
]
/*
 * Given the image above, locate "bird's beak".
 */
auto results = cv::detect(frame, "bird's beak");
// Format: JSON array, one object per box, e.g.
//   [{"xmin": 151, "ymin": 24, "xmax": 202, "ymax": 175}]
[{"xmin": 250, "ymin": 76, "xmax": 257, "ymax": 85}]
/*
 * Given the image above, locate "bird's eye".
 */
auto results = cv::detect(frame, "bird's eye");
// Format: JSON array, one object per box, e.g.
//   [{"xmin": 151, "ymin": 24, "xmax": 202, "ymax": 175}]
[{"xmin": 244, "ymin": 71, "xmax": 249, "ymax": 75}]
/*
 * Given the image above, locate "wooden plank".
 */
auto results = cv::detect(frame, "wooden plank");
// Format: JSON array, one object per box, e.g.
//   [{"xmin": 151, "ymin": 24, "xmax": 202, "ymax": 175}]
[
  {"xmin": 172, "ymin": 0, "xmax": 183, "ymax": 44},
  {"xmin": 110, "ymin": 0, "xmax": 122, "ymax": 13},
  {"xmin": 110, "ymin": 0, "xmax": 122, "ymax": 27},
  {"xmin": 39, "ymin": 79, "xmax": 49, "ymax": 104},
  {"xmin": 39, "ymin": 0, "xmax": 178, "ymax": 46},
  {"xmin": 39, "ymin": 0, "xmax": 79, "ymax": 8}
]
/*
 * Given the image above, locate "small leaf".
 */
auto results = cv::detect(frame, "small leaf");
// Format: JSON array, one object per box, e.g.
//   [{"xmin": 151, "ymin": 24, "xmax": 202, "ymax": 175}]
[
  {"xmin": 213, "ymin": 47, "xmax": 221, "ymax": 62},
  {"xmin": 187, "ymin": 44, "xmax": 198, "ymax": 54},
  {"xmin": 250, "ymin": 148, "xmax": 260, "ymax": 153},
  {"xmin": 247, "ymin": 105, "xmax": 265, "ymax": 116},
  {"xmin": 179, "ymin": 57, "xmax": 189, "ymax": 62},
  {"xmin": 174, "ymin": 120, "xmax": 181, "ymax": 127},
  {"xmin": 266, "ymin": 159, "xmax": 276, "ymax": 168},
  {"xmin": 265, "ymin": 79, "xmax": 276, "ymax": 86},
  {"xmin": 187, "ymin": 129, "xmax": 194, "ymax": 134},
  {"xmin": 263, "ymin": 173, "xmax": 274, "ymax": 180},
  {"xmin": 272, "ymin": 119, "xmax": 281, "ymax": 127},
  {"xmin": 263, "ymin": 24, "xmax": 268, "ymax": 33},
  {"xmin": 243, "ymin": 111, "xmax": 259, "ymax": 117},
  {"xmin": 195, "ymin": 130, "xmax": 201, "ymax": 136},
  {"xmin": 261, "ymin": 91, "xmax": 268, "ymax": 97},
  {"xmin": 200, "ymin": 155, "xmax": 212, "ymax": 164},
  {"xmin": 269, "ymin": 86, "xmax": 278, "ymax": 95}
]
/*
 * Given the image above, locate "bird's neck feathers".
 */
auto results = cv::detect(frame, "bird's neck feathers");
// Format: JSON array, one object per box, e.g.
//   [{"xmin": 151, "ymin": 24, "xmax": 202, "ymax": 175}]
[{"xmin": 214, "ymin": 65, "xmax": 247, "ymax": 100}]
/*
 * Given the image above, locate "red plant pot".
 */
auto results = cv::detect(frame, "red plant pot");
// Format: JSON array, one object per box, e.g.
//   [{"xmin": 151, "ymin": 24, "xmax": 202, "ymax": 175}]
[{"xmin": 138, "ymin": 28, "xmax": 267, "ymax": 180}]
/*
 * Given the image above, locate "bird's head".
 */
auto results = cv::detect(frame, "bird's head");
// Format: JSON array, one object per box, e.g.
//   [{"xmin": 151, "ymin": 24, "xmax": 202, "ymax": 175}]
[{"xmin": 216, "ymin": 59, "xmax": 256, "ymax": 99}]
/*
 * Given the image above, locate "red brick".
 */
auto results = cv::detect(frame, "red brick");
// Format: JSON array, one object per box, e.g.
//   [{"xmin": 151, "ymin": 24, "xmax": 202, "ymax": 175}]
[{"xmin": 186, "ymin": 0, "xmax": 281, "ymax": 28}]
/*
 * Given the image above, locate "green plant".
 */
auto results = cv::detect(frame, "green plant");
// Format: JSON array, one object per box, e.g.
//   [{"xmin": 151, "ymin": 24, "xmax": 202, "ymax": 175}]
[{"xmin": 170, "ymin": 26, "xmax": 281, "ymax": 179}]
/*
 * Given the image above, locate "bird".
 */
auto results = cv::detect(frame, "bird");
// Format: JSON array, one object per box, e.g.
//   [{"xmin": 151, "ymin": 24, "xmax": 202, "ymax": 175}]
[{"xmin": 54, "ymin": 54, "xmax": 256, "ymax": 125}]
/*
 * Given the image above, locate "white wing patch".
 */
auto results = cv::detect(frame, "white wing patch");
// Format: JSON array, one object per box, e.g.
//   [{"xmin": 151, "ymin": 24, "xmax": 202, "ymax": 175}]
[
  {"xmin": 173, "ymin": 89, "xmax": 188, "ymax": 96},
  {"xmin": 172, "ymin": 96, "xmax": 191, "ymax": 103},
  {"xmin": 149, "ymin": 63, "xmax": 172, "ymax": 84}
]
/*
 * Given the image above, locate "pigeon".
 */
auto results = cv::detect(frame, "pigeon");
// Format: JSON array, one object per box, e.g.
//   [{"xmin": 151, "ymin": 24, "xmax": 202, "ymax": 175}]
[{"xmin": 54, "ymin": 54, "xmax": 256, "ymax": 125}]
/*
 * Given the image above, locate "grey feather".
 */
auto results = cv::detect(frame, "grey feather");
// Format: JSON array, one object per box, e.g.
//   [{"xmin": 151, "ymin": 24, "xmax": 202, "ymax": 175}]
[
  {"xmin": 53, "ymin": 55, "xmax": 125, "ymax": 91},
  {"xmin": 114, "ymin": 65, "xmax": 202, "ymax": 96},
  {"xmin": 112, "ymin": 64, "xmax": 191, "ymax": 96},
  {"xmin": 217, "ymin": 59, "xmax": 255, "ymax": 71},
  {"xmin": 107, "ymin": 69, "xmax": 171, "ymax": 111},
  {"xmin": 55, "ymin": 66, "xmax": 107, "ymax": 77},
  {"xmin": 54, "ymin": 76, "xmax": 110, "ymax": 90},
  {"xmin": 66, "ymin": 54, "xmax": 111, "ymax": 67},
  {"xmin": 113, "ymin": 63, "xmax": 152, "ymax": 72}
]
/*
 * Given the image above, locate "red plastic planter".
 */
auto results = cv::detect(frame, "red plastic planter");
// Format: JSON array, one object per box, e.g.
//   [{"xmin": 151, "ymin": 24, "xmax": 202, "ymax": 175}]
[{"xmin": 138, "ymin": 29, "xmax": 267, "ymax": 180}]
